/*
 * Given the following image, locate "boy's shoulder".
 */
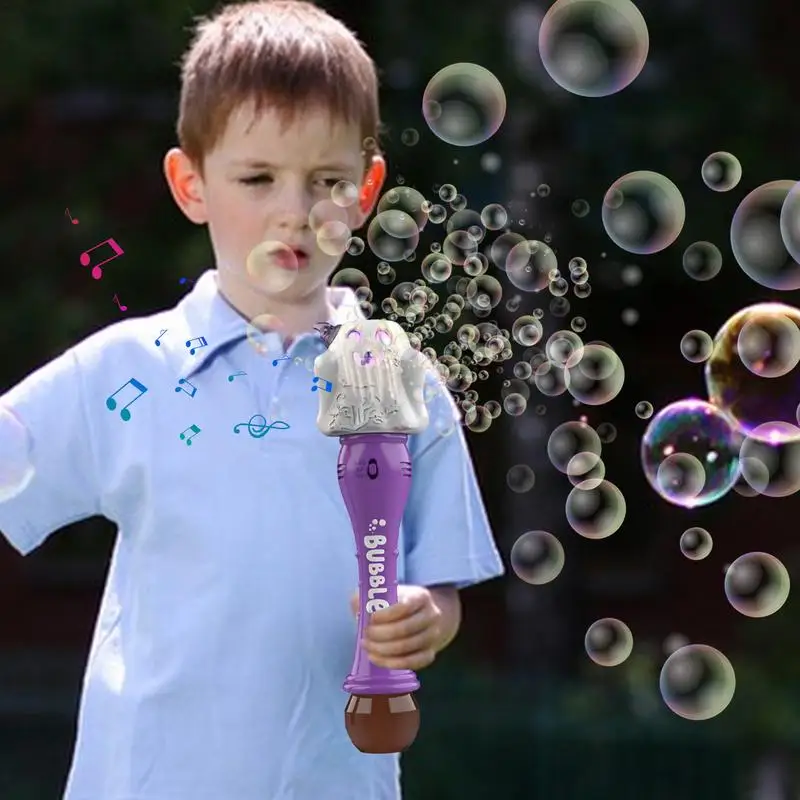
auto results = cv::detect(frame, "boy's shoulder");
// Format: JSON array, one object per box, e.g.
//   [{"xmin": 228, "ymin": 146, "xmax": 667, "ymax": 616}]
[{"xmin": 70, "ymin": 273, "xmax": 229, "ymax": 380}]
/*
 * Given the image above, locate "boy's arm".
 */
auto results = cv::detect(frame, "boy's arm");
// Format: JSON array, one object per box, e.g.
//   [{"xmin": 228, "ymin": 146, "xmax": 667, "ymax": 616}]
[
  {"xmin": 401, "ymin": 371, "xmax": 505, "ymax": 590},
  {"xmin": 0, "ymin": 347, "xmax": 100, "ymax": 555}
]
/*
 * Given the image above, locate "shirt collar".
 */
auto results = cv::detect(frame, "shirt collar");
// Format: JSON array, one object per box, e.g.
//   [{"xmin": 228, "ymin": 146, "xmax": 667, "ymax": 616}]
[{"xmin": 177, "ymin": 269, "xmax": 364, "ymax": 379}]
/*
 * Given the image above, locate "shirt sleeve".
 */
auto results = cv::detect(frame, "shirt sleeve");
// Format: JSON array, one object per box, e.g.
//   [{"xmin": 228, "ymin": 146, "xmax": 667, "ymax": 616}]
[
  {"xmin": 402, "ymin": 372, "xmax": 505, "ymax": 589},
  {"xmin": 0, "ymin": 348, "xmax": 100, "ymax": 556}
]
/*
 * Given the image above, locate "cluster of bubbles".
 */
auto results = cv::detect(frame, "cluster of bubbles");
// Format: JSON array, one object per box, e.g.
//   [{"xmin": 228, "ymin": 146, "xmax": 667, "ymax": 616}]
[{"xmin": 640, "ymin": 302, "xmax": 800, "ymax": 510}]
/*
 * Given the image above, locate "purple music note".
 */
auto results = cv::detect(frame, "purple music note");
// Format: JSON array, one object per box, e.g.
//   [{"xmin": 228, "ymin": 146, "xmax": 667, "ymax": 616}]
[
  {"xmin": 106, "ymin": 378, "xmax": 147, "ymax": 421},
  {"xmin": 186, "ymin": 336, "xmax": 208, "ymax": 355},
  {"xmin": 80, "ymin": 238, "xmax": 124, "ymax": 280}
]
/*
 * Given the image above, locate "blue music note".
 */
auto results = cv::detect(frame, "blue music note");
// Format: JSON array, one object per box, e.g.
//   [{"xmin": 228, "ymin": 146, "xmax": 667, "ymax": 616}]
[
  {"xmin": 155, "ymin": 329, "xmax": 168, "ymax": 347},
  {"xmin": 179, "ymin": 424, "xmax": 201, "ymax": 446},
  {"xmin": 311, "ymin": 376, "xmax": 333, "ymax": 392},
  {"xmin": 272, "ymin": 355, "xmax": 290, "ymax": 367},
  {"xmin": 106, "ymin": 378, "xmax": 148, "ymax": 421},
  {"xmin": 175, "ymin": 378, "xmax": 197, "ymax": 398},
  {"xmin": 186, "ymin": 336, "xmax": 208, "ymax": 355},
  {"xmin": 233, "ymin": 415, "xmax": 290, "ymax": 439}
]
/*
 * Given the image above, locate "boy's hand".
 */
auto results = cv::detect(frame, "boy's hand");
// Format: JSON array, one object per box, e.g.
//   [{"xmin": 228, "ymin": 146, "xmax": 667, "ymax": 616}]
[{"xmin": 349, "ymin": 585, "xmax": 442, "ymax": 671}]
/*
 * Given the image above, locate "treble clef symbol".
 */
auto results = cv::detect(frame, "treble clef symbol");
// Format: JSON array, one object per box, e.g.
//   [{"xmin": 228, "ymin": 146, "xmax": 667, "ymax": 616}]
[{"xmin": 233, "ymin": 414, "xmax": 291, "ymax": 439}]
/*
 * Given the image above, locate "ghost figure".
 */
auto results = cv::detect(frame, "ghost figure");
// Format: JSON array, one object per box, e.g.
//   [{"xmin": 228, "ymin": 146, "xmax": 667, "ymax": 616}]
[{"xmin": 314, "ymin": 319, "xmax": 430, "ymax": 436}]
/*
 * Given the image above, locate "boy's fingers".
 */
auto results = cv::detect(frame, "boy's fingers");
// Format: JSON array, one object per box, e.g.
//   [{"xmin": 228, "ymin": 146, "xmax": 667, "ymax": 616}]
[
  {"xmin": 368, "ymin": 593, "xmax": 426, "ymax": 624},
  {"xmin": 364, "ymin": 608, "xmax": 431, "ymax": 643}
]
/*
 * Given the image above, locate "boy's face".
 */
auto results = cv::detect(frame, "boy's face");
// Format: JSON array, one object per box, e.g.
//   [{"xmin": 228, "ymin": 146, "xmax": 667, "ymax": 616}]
[{"xmin": 167, "ymin": 100, "xmax": 372, "ymax": 312}]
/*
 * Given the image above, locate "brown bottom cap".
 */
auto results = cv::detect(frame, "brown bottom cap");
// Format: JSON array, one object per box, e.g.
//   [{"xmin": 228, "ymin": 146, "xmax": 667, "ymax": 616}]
[{"xmin": 344, "ymin": 692, "xmax": 420, "ymax": 754}]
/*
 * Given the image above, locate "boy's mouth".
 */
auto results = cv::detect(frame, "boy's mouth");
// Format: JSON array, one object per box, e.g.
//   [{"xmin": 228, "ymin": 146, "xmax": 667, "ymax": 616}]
[{"xmin": 271, "ymin": 245, "xmax": 310, "ymax": 270}]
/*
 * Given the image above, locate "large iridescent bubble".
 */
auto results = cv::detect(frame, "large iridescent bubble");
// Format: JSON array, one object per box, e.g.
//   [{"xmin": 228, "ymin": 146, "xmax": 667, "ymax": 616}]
[
  {"xmin": 640, "ymin": 399, "xmax": 741, "ymax": 508},
  {"xmin": 705, "ymin": 303, "xmax": 800, "ymax": 443},
  {"xmin": 538, "ymin": 0, "xmax": 649, "ymax": 98}
]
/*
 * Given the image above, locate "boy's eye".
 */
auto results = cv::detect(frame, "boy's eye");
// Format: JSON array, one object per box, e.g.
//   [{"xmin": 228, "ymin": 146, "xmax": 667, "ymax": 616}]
[
  {"xmin": 239, "ymin": 174, "xmax": 273, "ymax": 186},
  {"xmin": 375, "ymin": 329, "xmax": 392, "ymax": 345},
  {"xmin": 346, "ymin": 329, "xmax": 361, "ymax": 340}
]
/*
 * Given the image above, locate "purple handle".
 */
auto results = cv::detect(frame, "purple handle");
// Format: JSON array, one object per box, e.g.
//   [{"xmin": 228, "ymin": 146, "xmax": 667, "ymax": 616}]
[{"xmin": 338, "ymin": 433, "xmax": 420, "ymax": 695}]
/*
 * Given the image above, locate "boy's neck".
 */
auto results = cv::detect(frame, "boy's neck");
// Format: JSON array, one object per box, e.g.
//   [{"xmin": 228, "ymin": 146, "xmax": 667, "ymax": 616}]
[{"xmin": 215, "ymin": 273, "xmax": 334, "ymax": 340}]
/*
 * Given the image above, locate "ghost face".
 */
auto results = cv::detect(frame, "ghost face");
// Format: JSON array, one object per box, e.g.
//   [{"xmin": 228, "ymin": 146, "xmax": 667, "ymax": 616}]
[{"xmin": 314, "ymin": 319, "xmax": 430, "ymax": 435}]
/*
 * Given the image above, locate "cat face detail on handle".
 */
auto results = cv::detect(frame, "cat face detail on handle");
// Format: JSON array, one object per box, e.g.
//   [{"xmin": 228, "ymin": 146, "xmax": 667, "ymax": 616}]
[{"xmin": 314, "ymin": 319, "xmax": 430, "ymax": 436}]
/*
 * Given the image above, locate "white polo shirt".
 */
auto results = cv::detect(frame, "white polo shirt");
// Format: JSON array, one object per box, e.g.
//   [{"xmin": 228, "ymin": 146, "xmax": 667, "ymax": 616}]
[{"xmin": 0, "ymin": 270, "xmax": 504, "ymax": 800}]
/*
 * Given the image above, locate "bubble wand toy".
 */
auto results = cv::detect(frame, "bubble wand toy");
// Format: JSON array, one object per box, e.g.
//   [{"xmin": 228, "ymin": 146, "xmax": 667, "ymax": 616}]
[{"xmin": 314, "ymin": 319, "xmax": 430, "ymax": 754}]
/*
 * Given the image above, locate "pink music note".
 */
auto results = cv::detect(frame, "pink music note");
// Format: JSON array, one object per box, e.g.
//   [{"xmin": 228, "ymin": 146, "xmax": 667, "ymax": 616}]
[
  {"xmin": 79, "ymin": 237, "xmax": 124, "ymax": 280},
  {"xmin": 65, "ymin": 208, "xmax": 79, "ymax": 225},
  {"xmin": 113, "ymin": 294, "xmax": 128, "ymax": 312}
]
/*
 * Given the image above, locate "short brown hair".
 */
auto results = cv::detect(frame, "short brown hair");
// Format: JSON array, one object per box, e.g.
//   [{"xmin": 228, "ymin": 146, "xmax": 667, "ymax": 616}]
[{"xmin": 176, "ymin": 0, "xmax": 381, "ymax": 172}]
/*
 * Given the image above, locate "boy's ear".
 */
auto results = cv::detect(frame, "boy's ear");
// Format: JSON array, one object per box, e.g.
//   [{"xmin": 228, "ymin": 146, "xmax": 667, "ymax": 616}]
[
  {"xmin": 353, "ymin": 155, "xmax": 386, "ymax": 228},
  {"xmin": 163, "ymin": 148, "xmax": 208, "ymax": 225}
]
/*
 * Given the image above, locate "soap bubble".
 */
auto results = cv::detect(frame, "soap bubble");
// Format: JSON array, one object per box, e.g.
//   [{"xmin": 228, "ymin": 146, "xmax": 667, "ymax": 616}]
[
  {"xmin": 596, "ymin": 421, "xmax": 617, "ymax": 443},
  {"xmin": 546, "ymin": 330, "xmax": 584, "ymax": 368},
  {"xmin": 422, "ymin": 63, "xmax": 507, "ymax": 146},
  {"xmin": 566, "ymin": 343, "xmax": 625, "ymax": 405},
  {"xmin": 481, "ymin": 203, "xmax": 508, "ymax": 230},
  {"xmin": 506, "ymin": 240, "xmax": 556, "ymax": 293},
  {"xmin": 738, "ymin": 422, "xmax": 800, "ymax": 497},
  {"xmin": 420, "ymin": 253, "xmax": 453, "ymax": 283},
  {"xmin": 659, "ymin": 644, "xmax": 736, "ymax": 721},
  {"xmin": 331, "ymin": 180, "xmax": 359, "ymax": 207},
  {"xmin": 585, "ymin": 618, "xmax": 633, "ymax": 667},
  {"xmin": 682, "ymin": 241, "xmax": 723, "ymax": 282},
  {"xmin": 507, "ymin": 464, "xmax": 536, "ymax": 493},
  {"xmin": 567, "ymin": 453, "xmax": 605, "ymax": 488},
  {"xmin": 547, "ymin": 420, "xmax": 602, "ymax": 474},
  {"xmin": 510, "ymin": 530, "xmax": 565, "ymax": 585},
  {"xmin": 724, "ymin": 552, "xmax": 790, "ymax": 618},
  {"xmin": 705, "ymin": 303, "xmax": 800, "ymax": 442},
  {"xmin": 779, "ymin": 180, "xmax": 800, "ymax": 264},
  {"xmin": 566, "ymin": 479, "xmax": 626, "ymax": 539},
  {"xmin": 602, "ymin": 171, "xmax": 685, "ymax": 255},
  {"xmin": 245, "ymin": 240, "xmax": 301, "ymax": 293},
  {"xmin": 635, "ymin": 401, "xmax": 653, "ymax": 419},
  {"xmin": 538, "ymin": 0, "xmax": 649, "ymax": 98},
  {"xmin": 511, "ymin": 315, "xmax": 544, "ymax": 346},
  {"xmin": 701, "ymin": 152, "xmax": 742, "ymax": 192},
  {"xmin": 377, "ymin": 186, "xmax": 429, "ymax": 232},
  {"xmin": 367, "ymin": 211, "xmax": 419, "ymax": 262},
  {"xmin": 640, "ymin": 399, "xmax": 741, "ymax": 508},
  {"xmin": 0, "ymin": 406, "xmax": 35, "ymax": 502},
  {"xmin": 731, "ymin": 180, "xmax": 800, "ymax": 290},
  {"xmin": 737, "ymin": 307, "xmax": 800, "ymax": 378},
  {"xmin": 680, "ymin": 527, "xmax": 713, "ymax": 560},
  {"xmin": 680, "ymin": 330, "xmax": 714, "ymax": 364}
]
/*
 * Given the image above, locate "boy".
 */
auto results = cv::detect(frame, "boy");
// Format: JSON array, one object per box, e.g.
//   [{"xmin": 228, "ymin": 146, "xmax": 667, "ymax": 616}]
[{"xmin": 0, "ymin": 2, "xmax": 504, "ymax": 798}]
